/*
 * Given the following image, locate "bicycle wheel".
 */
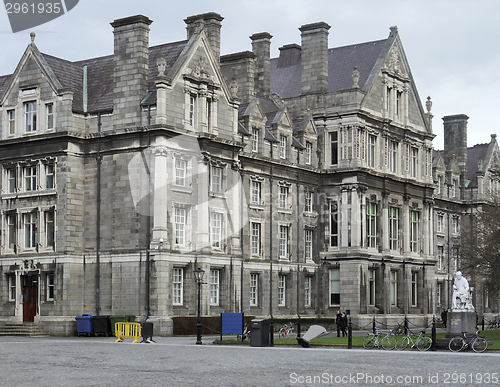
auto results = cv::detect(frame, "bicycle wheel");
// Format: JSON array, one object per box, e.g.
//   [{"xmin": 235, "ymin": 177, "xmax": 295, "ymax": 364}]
[
  {"xmin": 395, "ymin": 336, "xmax": 409, "ymax": 350},
  {"xmin": 381, "ymin": 335, "xmax": 397, "ymax": 350},
  {"xmin": 417, "ymin": 336, "xmax": 432, "ymax": 351},
  {"xmin": 363, "ymin": 334, "xmax": 376, "ymax": 349},
  {"xmin": 472, "ymin": 337, "xmax": 488, "ymax": 353},
  {"xmin": 449, "ymin": 337, "xmax": 465, "ymax": 352}
]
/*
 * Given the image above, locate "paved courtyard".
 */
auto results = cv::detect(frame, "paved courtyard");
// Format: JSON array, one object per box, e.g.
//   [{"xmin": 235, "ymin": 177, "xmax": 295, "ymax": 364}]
[{"xmin": 0, "ymin": 335, "xmax": 498, "ymax": 386}]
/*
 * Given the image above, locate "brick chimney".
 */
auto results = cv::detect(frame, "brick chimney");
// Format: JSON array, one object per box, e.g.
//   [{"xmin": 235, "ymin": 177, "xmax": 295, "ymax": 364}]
[
  {"xmin": 250, "ymin": 32, "xmax": 272, "ymax": 98},
  {"xmin": 184, "ymin": 12, "xmax": 224, "ymax": 60},
  {"xmin": 111, "ymin": 15, "xmax": 152, "ymax": 127},
  {"xmin": 299, "ymin": 22, "xmax": 330, "ymax": 95},
  {"xmin": 443, "ymin": 114, "xmax": 469, "ymax": 194}
]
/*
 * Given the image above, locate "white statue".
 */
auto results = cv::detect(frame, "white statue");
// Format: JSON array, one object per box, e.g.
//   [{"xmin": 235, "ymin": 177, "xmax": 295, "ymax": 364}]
[{"xmin": 451, "ymin": 271, "xmax": 474, "ymax": 311}]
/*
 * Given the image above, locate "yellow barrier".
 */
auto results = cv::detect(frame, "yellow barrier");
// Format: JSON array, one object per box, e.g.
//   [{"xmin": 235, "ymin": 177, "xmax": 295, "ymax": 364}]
[{"xmin": 115, "ymin": 322, "xmax": 142, "ymax": 343}]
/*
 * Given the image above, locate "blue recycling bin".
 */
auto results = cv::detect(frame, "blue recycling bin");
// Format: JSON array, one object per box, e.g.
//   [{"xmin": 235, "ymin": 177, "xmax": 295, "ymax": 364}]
[{"xmin": 75, "ymin": 314, "xmax": 94, "ymax": 336}]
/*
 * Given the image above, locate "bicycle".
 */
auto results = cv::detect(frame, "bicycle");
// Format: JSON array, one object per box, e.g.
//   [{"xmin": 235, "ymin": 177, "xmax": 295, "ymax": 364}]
[
  {"xmin": 236, "ymin": 323, "xmax": 251, "ymax": 341},
  {"xmin": 395, "ymin": 329, "xmax": 432, "ymax": 351},
  {"xmin": 448, "ymin": 331, "xmax": 488, "ymax": 353},
  {"xmin": 278, "ymin": 323, "xmax": 294, "ymax": 338},
  {"xmin": 363, "ymin": 327, "xmax": 397, "ymax": 350},
  {"xmin": 487, "ymin": 320, "xmax": 500, "ymax": 330}
]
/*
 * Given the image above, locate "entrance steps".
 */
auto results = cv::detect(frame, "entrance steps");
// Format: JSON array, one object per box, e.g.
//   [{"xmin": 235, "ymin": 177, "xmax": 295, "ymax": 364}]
[{"xmin": 0, "ymin": 323, "xmax": 48, "ymax": 337}]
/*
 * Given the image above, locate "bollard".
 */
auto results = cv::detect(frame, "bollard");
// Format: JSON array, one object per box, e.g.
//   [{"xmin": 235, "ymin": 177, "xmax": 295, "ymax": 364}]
[
  {"xmin": 372, "ymin": 317, "xmax": 376, "ymax": 334},
  {"xmin": 482, "ymin": 318, "xmax": 485, "ymax": 331},
  {"xmin": 297, "ymin": 315, "xmax": 301, "ymax": 339},
  {"xmin": 404, "ymin": 316, "xmax": 408, "ymax": 335},
  {"xmin": 431, "ymin": 317, "xmax": 436, "ymax": 351},
  {"xmin": 348, "ymin": 318, "xmax": 352, "ymax": 349}
]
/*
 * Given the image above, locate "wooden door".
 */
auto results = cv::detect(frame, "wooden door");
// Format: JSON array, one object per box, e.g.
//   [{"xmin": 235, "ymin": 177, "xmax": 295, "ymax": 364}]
[{"xmin": 23, "ymin": 284, "xmax": 37, "ymax": 322}]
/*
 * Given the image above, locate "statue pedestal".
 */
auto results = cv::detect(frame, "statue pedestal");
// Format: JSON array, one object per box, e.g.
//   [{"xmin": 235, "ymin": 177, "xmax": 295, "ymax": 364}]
[{"xmin": 447, "ymin": 311, "xmax": 476, "ymax": 337}]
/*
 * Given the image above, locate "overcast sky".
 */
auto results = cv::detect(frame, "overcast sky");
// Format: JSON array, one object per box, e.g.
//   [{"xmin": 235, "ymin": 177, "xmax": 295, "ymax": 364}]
[{"xmin": 1, "ymin": 0, "xmax": 499, "ymax": 149}]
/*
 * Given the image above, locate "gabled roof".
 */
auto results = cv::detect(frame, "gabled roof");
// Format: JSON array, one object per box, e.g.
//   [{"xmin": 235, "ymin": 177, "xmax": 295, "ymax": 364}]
[{"xmin": 467, "ymin": 143, "xmax": 490, "ymax": 188}]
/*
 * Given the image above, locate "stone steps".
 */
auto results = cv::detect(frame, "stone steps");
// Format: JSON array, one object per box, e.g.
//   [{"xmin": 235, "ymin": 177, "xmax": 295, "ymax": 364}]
[{"xmin": 0, "ymin": 323, "xmax": 48, "ymax": 337}]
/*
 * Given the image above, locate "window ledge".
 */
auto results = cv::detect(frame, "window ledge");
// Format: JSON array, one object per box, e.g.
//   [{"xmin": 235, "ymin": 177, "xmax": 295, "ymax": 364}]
[
  {"xmin": 249, "ymin": 204, "xmax": 265, "ymax": 210},
  {"xmin": 171, "ymin": 187, "xmax": 192, "ymax": 194},
  {"xmin": 2, "ymin": 189, "xmax": 56, "ymax": 200},
  {"xmin": 278, "ymin": 208, "xmax": 293, "ymax": 214},
  {"xmin": 303, "ymin": 211, "xmax": 317, "ymax": 218}
]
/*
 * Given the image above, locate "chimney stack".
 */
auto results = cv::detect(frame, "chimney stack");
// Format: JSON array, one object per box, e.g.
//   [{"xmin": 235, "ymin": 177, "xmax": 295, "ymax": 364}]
[
  {"xmin": 299, "ymin": 22, "xmax": 330, "ymax": 95},
  {"xmin": 443, "ymin": 114, "xmax": 469, "ymax": 194},
  {"xmin": 111, "ymin": 15, "xmax": 152, "ymax": 127},
  {"xmin": 220, "ymin": 51, "xmax": 256, "ymax": 104},
  {"xmin": 251, "ymin": 32, "xmax": 272, "ymax": 98},
  {"xmin": 184, "ymin": 12, "xmax": 224, "ymax": 60}
]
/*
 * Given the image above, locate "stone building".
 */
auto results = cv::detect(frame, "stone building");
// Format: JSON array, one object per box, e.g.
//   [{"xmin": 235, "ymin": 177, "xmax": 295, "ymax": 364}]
[{"xmin": 0, "ymin": 12, "xmax": 497, "ymax": 335}]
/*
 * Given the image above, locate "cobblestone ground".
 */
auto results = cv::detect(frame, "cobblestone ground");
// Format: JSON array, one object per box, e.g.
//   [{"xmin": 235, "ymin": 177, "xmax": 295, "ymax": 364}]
[{"xmin": 0, "ymin": 336, "xmax": 499, "ymax": 386}]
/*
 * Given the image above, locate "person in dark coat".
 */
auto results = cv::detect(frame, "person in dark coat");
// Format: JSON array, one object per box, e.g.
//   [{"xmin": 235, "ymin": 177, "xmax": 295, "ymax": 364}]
[
  {"xmin": 340, "ymin": 312, "xmax": 348, "ymax": 337},
  {"xmin": 441, "ymin": 308, "xmax": 448, "ymax": 328},
  {"xmin": 336, "ymin": 310, "xmax": 341, "ymax": 337}
]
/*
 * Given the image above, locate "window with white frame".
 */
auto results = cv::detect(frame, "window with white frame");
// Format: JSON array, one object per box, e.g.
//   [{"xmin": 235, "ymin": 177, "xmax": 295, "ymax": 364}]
[
  {"xmin": 175, "ymin": 159, "xmax": 187, "ymax": 187},
  {"xmin": 304, "ymin": 276, "xmax": 312, "ymax": 307},
  {"xmin": 366, "ymin": 203, "xmax": 377, "ymax": 248},
  {"xmin": 24, "ymin": 101, "xmax": 37, "ymax": 133},
  {"xmin": 305, "ymin": 142, "xmax": 312, "ymax": 165},
  {"xmin": 437, "ymin": 214, "xmax": 444, "ymax": 233},
  {"xmin": 390, "ymin": 141, "xmax": 398, "ymax": 173},
  {"xmin": 452, "ymin": 247, "xmax": 459, "ymax": 272},
  {"xmin": 279, "ymin": 135, "xmax": 287, "ymax": 159},
  {"xmin": 279, "ymin": 185, "xmax": 289, "ymax": 209},
  {"xmin": 7, "ymin": 213, "xmax": 16, "ymax": 249},
  {"xmin": 172, "ymin": 268, "xmax": 183, "ymax": 305},
  {"xmin": 45, "ymin": 163, "xmax": 54, "ymax": 189},
  {"xmin": 368, "ymin": 135, "xmax": 376, "ymax": 168},
  {"xmin": 389, "ymin": 207, "xmax": 399, "ymax": 251},
  {"xmin": 46, "ymin": 273, "xmax": 55, "ymax": 301},
  {"xmin": 410, "ymin": 210, "xmax": 419, "ymax": 253},
  {"xmin": 278, "ymin": 275, "xmax": 286, "ymax": 306},
  {"xmin": 411, "ymin": 272, "xmax": 418, "ymax": 307},
  {"xmin": 436, "ymin": 282, "xmax": 442, "ymax": 307},
  {"xmin": 24, "ymin": 166, "xmax": 37, "ymax": 191},
  {"xmin": 210, "ymin": 269, "xmax": 219, "ymax": 305},
  {"xmin": 251, "ymin": 222, "xmax": 261, "ymax": 256},
  {"xmin": 396, "ymin": 90, "xmax": 403, "ymax": 119},
  {"xmin": 437, "ymin": 245, "xmax": 444, "ymax": 271},
  {"xmin": 211, "ymin": 212, "xmax": 223, "ymax": 249},
  {"xmin": 24, "ymin": 212, "xmax": 37, "ymax": 249},
  {"xmin": 330, "ymin": 132, "xmax": 338, "ymax": 165},
  {"xmin": 211, "ymin": 166, "xmax": 222, "ymax": 193},
  {"xmin": 437, "ymin": 175, "xmax": 442, "ymax": 195},
  {"xmin": 368, "ymin": 269, "xmax": 375, "ymax": 306},
  {"xmin": 305, "ymin": 229, "xmax": 313, "ymax": 261},
  {"xmin": 452, "ymin": 179, "xmax": 458, "ymax": 198},
  {"xmin": 174, "ymin": 207, "xmax": 186, "ymax": 246},
  {"xmin": 189, "ymin": 95, "xmax": 196, "ymax": 127},
  {"xmin": 206, "ymin": 99, "xmax": 212, "ymax": 129},
  {"xmin": 305, "ymin": 191, "xmax": 313, "ymax": 213},
  {"xmin": 329, "ymin": 268, "xmax": 340, "ymax": 305},
  {"xmin": 46, "ymin": 103, "xmax": 54, "ymax": 130},
  {"xmin": 250, "ymin": 273, "xmax": 258, "ymax": 306},
  {"xmin": 330, "ymin": 201, "xmax": 339, "ymax": 247},
  {"xmin": 45, "ymin": 210, "xmax": 55, "ymax": 248},
  {"xmin": 279, "ymin": 225, "xmax": 289, "ymax": 259},
  {"xmin": 7, "ymin": 168, "xmax": 16, "ymax": 193},
  {"xmin": 251, "ymin": 128, "xmax": 259, "ymax": 152},
  {"xmin": 8, "ymin": 109, "xmax": 15, "ymax": 135},
  {"xmin": 410, "ymin": 147, "xmax": 418, "ymax": 178},
  {"xmin": 390, "ymin": 271, "xmax": 397, "ymax": 306},
  {"xmin": 8, "ymin": 275, "xmax": 16, "ymax": 301},
  {"xmin": 452, "ymin": 217, "xmax": 459, "ymax": 234},
  {"xmin": 250, "ymin": 180, "xmax": 261, "ymax": 204}
]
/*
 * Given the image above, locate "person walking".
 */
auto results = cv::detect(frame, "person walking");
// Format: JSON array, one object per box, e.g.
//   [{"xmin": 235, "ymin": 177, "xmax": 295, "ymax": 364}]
[
  {"xmin": 441, "ymin": 308, "xmax": 448, "ymax": 328},
  {"xmin": 336, "ymin": 310, "xmax": 341, "ymax": 337},
  {"xmin": 340, "ymin": 312, "xmax": 348, "ymax": 337}
]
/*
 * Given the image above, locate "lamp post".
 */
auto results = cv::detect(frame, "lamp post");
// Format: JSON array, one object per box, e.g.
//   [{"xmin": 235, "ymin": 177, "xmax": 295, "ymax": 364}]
[{"xmin": 194, "ymin": 267, "xmax": 205, "ymax": 345}]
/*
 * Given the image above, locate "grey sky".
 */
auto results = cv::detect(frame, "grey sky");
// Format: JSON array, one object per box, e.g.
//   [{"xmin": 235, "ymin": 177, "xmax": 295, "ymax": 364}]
[{"xmin": 1, "ymin": 0, "xmax": 499, "ymax": 149}]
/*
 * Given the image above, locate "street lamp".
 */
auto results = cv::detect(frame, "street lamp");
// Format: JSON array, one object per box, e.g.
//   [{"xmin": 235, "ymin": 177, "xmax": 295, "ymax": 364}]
[{"xmin": 194, "ymin": 267, "xmax": 205, "ymax": 345}]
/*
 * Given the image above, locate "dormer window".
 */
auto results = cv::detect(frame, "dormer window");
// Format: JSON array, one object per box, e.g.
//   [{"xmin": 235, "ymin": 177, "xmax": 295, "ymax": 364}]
[
  {"xmin": 46, "ymin": 103, "xmax": 54, "ymax": 130},
  {"xmin": 251, "ymin": 128, "xmax": 259, "ymax": 152},
  {"xmin": 8, "ymin": 110, "xmax": 15, "ymax": 135},
  {"xmin": 24, "ymin": 101, "xmax": 37, "ymax": 133},
  {"xmin": 279, "ymin": 135, "xmax": 287, "ymax": 159},
  {"xmin": 368, "ymin": 135, "xmax": 377, "ymax": 168},
  {"xmin": 305, "ymin": 142, "xmax": 312, "ymax": 165},
  {"xmin": 189, "ymin": 95, "xmax": 196, "ymax": 127}
]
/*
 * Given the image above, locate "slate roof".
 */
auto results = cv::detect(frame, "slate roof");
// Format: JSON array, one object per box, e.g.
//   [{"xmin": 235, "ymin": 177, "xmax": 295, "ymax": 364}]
[
  {"xmin": 467, "ymin": 143, "xmax": 489, "ymax": 188},
  {"xmin": 270, "ymin": 39, "xmax": 387, "ymax": 98},
  {"xmin": 0, "ymin": 75, "xmax": 12, "ymax": 97}
]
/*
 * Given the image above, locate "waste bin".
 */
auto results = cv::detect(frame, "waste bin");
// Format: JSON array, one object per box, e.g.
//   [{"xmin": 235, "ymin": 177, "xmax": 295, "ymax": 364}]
[
  {"xmin": 109, "ymin": 314, "xmax": 136, "ymax": 334},
  {"xmin": 92, "ymin": 315, "xmax": 111, "ymax": 337},
  {"xmin": 141, "ymin": 321, "xmax": 155, "ymax": 343},
  {"xmin": 75, "ymin": 314, "xmax": 94, "ymax": 336},
  {"xmin": 250, "ymin": 319, "xmax": 270, "ymax": 347}
]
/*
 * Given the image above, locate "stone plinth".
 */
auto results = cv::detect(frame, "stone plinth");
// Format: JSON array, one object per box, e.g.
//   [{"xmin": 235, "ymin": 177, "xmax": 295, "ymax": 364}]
[{"xmin": 447, "ymin": 311, "xmax": 476, "ymax": 337}]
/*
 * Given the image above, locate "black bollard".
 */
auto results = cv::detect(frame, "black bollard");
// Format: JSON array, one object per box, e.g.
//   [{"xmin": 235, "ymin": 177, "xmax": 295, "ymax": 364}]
[
  {"xmin": 348, "ymin": 318, "xmax": 352, "ymax": 349},
  {"xmin": 297, "ymin": 315, "xmax": 301, "ymax": 339},
  {"xmin": 404, "ymin": 316, "xmax": 408, "ymax": 335},
  {"xmin": 372, "ymin": 317, "xmax": 376, "ymax": 334},
  {"xmin": 482, "ymin": 318, "xmax": 485, "ymax": 331},
  {"xmin": 431, "ymin": 317, "xmax": 436, "ymax": 351}
]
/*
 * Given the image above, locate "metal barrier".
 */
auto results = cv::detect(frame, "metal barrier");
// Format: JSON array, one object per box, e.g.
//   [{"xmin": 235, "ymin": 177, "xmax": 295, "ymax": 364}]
[{"xmin": 115, "ymin": 322, "xmax": 142, "ymax": 343}]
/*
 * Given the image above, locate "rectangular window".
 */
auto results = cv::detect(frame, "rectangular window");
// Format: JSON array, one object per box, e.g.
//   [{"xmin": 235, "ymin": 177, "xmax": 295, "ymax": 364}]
[
  {"xmin": 330, "ymin": 201, "xmax": 339, "ymax": 247},
  {"xmin": 172, "ymin": 268, "xmax": 183, "ymax": 305},
  {"xmin": 280, "ymin": 136, "xmax": 287, "ymax": 159},
  {"xmin": 304, "ymin": 277, "xmax": 312, "ymax": 307},
  {"xmin": 366, "ymin": 203, "xmax": 377, "ymax": 248},
  {"xmin": 305, "ymin": 191, "xmax": 313, "ymax": 213},
  {"xmin": 8, "ymin": 276, "xmax": 16, "ymax": 302},
  {"xmin": 206, "ymin": 99, "xmax": 212, "ymax": 129},
  {"xmin": 330, "ymin": 132, "xmax": 338, "ymax": 165},
  {"xmin": 24, "ymin": 166, "xmax": 37, "ymax": 191},
  {"xmin": 251, "ymin": 128, "xmax": 259, "ymax": 152},
  {"xmin": 390, "ymin": 271, "xmax": 397, "ymax": 306},
  {"xmin": 368, "ymin": 269, "xmax": 375, "ymax": 306},
  {"xmin": 305, "ymin": 229, "xmax": 313, "ymax": 261},
  {"xmin": 390, "ymin": 141, "xmax": 398, "ymax": 173},
  {"xmin": 279, "ymin": 186, "xmax": 288, "ymax": 209},
  {"xmin": 278, "ymin": 275, "xmax": 286, "ymax": 306},
  {"xmin": 410, "ymin": 210, "xmax": 419, "ymax": 253},
  {"xmin": 8, "ymin": 168, "xmax": 16, "ymax": 193},
  {"xmin": 46, "ymin": 273, "xmax": 55, "ymax": 301},
  {"xmin": 45, "ymin": 164, "xmax": 54, "ymax": 189},
  {"xmin": 210, "ymin": 269, "xmax": 219, "ymax": 306},
  {"xmin": 24, "ymin": 101, "xmax": 37, "ymax": 132},
  {"xmin": 305, "ymin": 142, "xmax": 312, "ymax": 165},
  {"xmin": 411, "ymin": 272, "xmax": 418, "ymax": 307},
  {"xmin": 8, "ymin": 109, "xmax": 15, "ymax": 135},
  {"xmin": 211, "ymin": 212, "xmax": 223, "ymax": 249},
  {"xmin": 452, "ymin": 217, "xmax": 459, "ymax": 234},
  {"xmin": 279, "ymin": 225, "xmax": 289, "ymax": 259},
  {"xmin": 436, "ymin": 282, "xmax": 442, "ymax": 307},
  {"xmin": 250, "ymin": 180, "xmax": 261, "ymax": 204},
  {"xmin": 437, "ymin": 245, "xmax": 444, "ymax": 271},
  {"xmin": 46, "ymin": 103, "xmax": 54, "ymax": 130},
  {"xmin": 250, "ymin": 273, "xmax": 258, "ymax": 306},
  {"xmin": 45, "ymin": 210, "xmax": 54, "ymax": 248},
  {"xmin": 396, "ymin": 90, "xmax": 403, "ymax": 118},
  {"xmin": 437, "ymin": 175, "xmax": 442, "ymax": 195},
  {"xmin": 189, "ymin": 95, "xmax": 195, "ymax": 127},
  {"xmin": 251, "ymin": 222, "xmax": 261, "ymax": 256},
  {"xmin": 368, "ymin": 135, "xmax": 376, "ymax": 168},
  {"xmin": 211, "ymin": 166, "xmax": 222, "ymax": 193},
  {"xmin": 175, "ymin": 159, "xmax": 187, "ymax": 187},
  {"xmin": 174, "ymin": 208, "xmax": 186, "ymax": 246},
  {"xmin": 24, "ymin": 212, "xmax": 37, "ymax": 249},
  {"xmin": 452, "ymin": 179, "xmax": 458, "ymax": 198},
  {"xmin": 411, "ymin": 147, "xmax": 418, "ymax": 178},
  {"xmin": 389, "ymin": 207, "xmax": 399, "ymax": 251},
  {"xmin": 329, "ymin": 268, "xmax": 340, "ymax": 305},
  {"xmin": 7, "ymin": 214, "xmax": 16, "ymax": 250},
  {"xmin": 437, "ymin": 214, "xmax": 444, "ymax": 233}
]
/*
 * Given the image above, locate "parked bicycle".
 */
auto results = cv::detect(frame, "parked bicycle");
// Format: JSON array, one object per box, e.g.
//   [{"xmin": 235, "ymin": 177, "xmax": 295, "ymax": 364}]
[
  {"xmin": 487, "ymin": 319, "xmax": 500, "ymax": 330},
  {"xmin": 278, "ymin": 323, "xmax": 294, "ymax": 338},
  {"xmin": 236, "ymin": 323, "xmax": 251, "ymax": 341},
  {"xmin": 395, "ymin": 329, "xmax": 432, "ymax": 351},
  {"xmin": 448, "ymin": 331, "xmax": 488, "ymax": 353},
  {"xmin": 363, "ymin": 327, "xmax": 397, "ymax": 350}
]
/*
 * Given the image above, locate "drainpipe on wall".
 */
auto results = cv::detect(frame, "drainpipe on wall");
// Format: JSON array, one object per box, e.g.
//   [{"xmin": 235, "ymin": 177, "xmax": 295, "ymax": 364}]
[{"xmin": 96, "ymin": 112, "xmax": 102, "ymax": 316}]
